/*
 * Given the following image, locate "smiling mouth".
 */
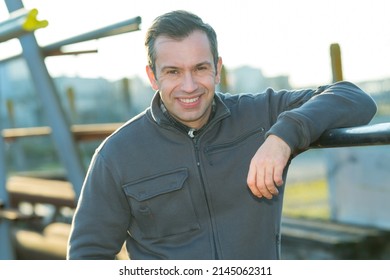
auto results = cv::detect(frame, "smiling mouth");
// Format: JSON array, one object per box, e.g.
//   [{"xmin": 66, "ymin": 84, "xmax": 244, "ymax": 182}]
[{"xmin": 179, "ymin": 96, "xmax": 200, "ymax": 104}]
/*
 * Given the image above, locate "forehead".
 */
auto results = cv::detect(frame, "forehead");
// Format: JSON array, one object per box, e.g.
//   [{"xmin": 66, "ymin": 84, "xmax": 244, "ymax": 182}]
[{"xmin": 154, "ymin": 30, "xmax": 213, "ymax": 68}]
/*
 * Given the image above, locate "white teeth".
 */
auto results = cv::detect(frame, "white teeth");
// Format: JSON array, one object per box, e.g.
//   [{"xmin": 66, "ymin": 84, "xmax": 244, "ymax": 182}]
[{"xmin": 180, "ymin": 97, "xmax": 199, "ymax": 103}]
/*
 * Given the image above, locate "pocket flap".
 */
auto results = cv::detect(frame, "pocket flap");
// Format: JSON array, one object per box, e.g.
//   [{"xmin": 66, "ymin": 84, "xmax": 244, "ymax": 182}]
[{"xmin": 123, "ymin": 168, "xmax": 188, "ymax": 201}]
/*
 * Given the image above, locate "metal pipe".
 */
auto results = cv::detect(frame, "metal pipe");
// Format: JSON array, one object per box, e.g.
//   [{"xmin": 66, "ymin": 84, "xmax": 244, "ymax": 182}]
[
  {"xmin": 0, "ymin": 16, "xmax": 141, "ymax": 63},
  {"xmin": 311, "ymin": 122, "xmax": 390, "ymax": 148},
  {"xmin": 43, "ymin": 16, "xmax": 141, "ymax": 55},
  {"xmin": 0, "ymin": 52, "xmax": 14, "ymax": 261}
]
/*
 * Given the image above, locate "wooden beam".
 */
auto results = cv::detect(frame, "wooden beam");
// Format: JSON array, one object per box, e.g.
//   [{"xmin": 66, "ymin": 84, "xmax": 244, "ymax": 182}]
[
  {"xmin": 72, "ymin": 123, "xmax": 122, "ymax": 141},
  {"xmin": 7, "ymin": 176, "xmax": 76, "ymax": 208},
  {"xmin": 2, "ymin": 122, "xmax": 122, "ymax": 142}
]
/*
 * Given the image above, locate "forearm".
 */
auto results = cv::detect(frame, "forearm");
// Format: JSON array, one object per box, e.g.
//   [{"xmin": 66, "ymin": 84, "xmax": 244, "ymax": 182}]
[{"xmin": 266, "ymin": 81, "xmax": 377, "ymax": 153}]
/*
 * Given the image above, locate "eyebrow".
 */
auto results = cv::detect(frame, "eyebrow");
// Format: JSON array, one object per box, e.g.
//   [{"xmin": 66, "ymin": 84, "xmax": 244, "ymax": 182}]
[
  {"xmin": 195, "ymin": 61, "xmax": 213, "ymax": 68},
  {"xmin": 160, "ymin": 61, "xmax": 213, "ymax": 72}
]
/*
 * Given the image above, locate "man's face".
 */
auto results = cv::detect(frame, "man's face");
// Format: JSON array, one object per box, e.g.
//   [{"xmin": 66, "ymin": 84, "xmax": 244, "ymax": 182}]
[{"xmin": 146, "ymin": 30, "xmax": 222, "ymax": 129}]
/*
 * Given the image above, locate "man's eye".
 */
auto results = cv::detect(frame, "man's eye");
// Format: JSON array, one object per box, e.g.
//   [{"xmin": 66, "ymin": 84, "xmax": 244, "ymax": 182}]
[
  {"xmin": 196, "ymin": 66, "xmax": 207, "ymax": 71},
  {"xmin": 195, "ymin": 65, "xmax": 213, "ymax": 74},
  {"xmin": 167, "ymin": 69, "xmax": 179, "ymax": 75}
]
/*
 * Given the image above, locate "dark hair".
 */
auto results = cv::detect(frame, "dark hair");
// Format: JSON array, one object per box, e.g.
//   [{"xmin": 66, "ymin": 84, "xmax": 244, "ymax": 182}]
[{"xmin": 145, "ymin": 10, "xmax": 219, "ymax": 75}]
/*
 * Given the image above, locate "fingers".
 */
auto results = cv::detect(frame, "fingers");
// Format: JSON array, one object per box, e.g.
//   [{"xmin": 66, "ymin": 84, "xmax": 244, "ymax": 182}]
[
  {"xmin": 273, "ymin": 163, "xmax": 285, "ymax": 187},
  {"xmin": 247, "ymin": 164, "xmax": 263, "ymax": 198},
  {"xmin": 246, "ymin": 135, "xmax": 291, "ymax": 199},
  {"xmin": 247, "ymin": 162, "xmax": 283, "ymax": 200}
]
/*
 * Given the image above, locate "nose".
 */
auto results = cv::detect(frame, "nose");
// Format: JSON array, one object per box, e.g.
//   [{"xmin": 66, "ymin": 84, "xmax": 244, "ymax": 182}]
[{"xmin": 181, "ymin": 72, "xmax": 198, "ymax": 93}]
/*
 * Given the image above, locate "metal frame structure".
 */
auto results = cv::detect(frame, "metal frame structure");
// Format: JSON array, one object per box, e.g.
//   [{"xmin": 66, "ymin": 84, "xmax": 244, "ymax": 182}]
[
  {"xmin": 0, "ymin": 0, "xmax": 141, "ymax": 259},
  {"xmin": 4, "ymin": 0, "xmax": 86, "ymax": 199}
]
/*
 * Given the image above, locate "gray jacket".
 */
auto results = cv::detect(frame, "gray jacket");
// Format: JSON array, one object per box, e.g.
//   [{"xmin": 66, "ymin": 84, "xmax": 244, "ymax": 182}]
[{"xmin": 67, "ymin": 81, "xmax": 376, "ymax": 259}]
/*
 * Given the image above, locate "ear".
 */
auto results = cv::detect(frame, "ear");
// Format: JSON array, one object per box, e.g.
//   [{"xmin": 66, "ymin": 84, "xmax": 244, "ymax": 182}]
[
  {"xmin": 146, "ymin": 65, "xmax": 159, "ymax": 91},
  {"xmin": 214, "ymin": 57, "xmax": 223, "ymax": 84}
]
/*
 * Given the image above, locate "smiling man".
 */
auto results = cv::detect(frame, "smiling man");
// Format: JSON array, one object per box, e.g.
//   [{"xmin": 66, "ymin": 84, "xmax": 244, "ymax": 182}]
[{"xmin": 67, "ymin": 10, "xmax": 377, "ymax": 260}]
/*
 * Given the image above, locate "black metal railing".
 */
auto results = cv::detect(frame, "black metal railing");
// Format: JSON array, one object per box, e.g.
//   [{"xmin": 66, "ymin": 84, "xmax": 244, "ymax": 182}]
[{"xmin": 310, "ymin": 122, "xmax": 390, "ymax": 149}]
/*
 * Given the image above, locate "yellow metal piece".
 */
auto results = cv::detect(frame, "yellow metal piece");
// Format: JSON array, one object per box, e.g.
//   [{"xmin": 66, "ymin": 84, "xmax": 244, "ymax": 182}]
[
  {"xmin": 21, "ymin": 8, "xmax": 48, "ymax": 31},
  {"xmin": 0, "ymin": 8, "xmax": 48, "ymax": 43}
]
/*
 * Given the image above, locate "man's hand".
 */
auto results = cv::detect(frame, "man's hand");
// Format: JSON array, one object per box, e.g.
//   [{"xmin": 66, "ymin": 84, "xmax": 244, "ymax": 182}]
[{"xmin": 247, "ymin": 135, "xmax": 292, "ymax": 199}]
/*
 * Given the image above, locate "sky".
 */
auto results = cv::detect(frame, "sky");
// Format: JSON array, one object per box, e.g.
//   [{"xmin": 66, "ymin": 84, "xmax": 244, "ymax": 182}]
[{"xmin": 1, "ymin": 0, "xmax": 389, "ymax": 87}]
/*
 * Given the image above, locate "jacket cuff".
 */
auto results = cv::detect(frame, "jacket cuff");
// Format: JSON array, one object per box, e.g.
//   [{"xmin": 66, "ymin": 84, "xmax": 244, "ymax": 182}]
[{"xmin": 265, "ymin": 115, "xmax": 308, "ymax": 153}]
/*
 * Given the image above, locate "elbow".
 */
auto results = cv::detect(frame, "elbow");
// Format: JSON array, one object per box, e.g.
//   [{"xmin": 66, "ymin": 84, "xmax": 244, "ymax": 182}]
[
  {"xmin": 360, "ymin": 92, "xmax": 378, "ymax": 125},
  {"xmin": 342, "ymin": 81, "xmax": 378, "ymax": 125}
]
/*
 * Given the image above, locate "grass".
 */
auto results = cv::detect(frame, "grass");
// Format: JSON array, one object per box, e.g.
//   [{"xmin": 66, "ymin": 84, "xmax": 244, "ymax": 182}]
[{"xmin": 283, "ymin": 179, "xmax": 330, "ymax": 220}]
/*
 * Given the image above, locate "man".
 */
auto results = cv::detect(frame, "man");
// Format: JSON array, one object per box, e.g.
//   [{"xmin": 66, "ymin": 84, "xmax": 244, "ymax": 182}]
[{"xmin": 67, "ymin": 10, "xmax": 377, "ymax": 259}]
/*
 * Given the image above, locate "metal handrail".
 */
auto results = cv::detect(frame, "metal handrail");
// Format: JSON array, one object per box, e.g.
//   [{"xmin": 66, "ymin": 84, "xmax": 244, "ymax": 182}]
[{"xmin": 310, "ymin": 122, "xmax": 390, "ymax": 148}]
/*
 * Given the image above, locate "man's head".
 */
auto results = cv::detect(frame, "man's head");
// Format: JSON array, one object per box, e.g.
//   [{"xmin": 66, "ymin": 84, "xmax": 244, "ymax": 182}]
[
  {"xmin": 145, "ymin": 10, "xmax": 219, "ymax": 76},
  {"xmin": 145, "ymin": 10, "xmax": 222, "ymax": 129}
]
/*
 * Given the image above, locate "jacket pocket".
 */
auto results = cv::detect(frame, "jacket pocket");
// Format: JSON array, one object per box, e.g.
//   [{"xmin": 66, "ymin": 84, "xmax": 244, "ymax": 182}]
[
  {"xmin": 205, "ymin": 126, "xmax": 265, "ymax": 166},
  {"xmin": 123, "ymin": 168, "xmax": 200, "ymax": 239}
]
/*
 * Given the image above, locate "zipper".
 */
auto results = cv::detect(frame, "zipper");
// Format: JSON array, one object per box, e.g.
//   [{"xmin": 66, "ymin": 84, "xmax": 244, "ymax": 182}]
[
  {"xmin": 189, "ymin": 132, "xmax": 220, "ymax": 259},
  {"xmin": 188, "ymin": 128, "xmax": 196, "ymax": 139},
  {"xmin": 276, "ymin": 233, "xmax": 281, "ymax": 259},
  {"xmin": 164, "ymin": 124, "xmax": 220, "ymax": 257},
  {"xmin": 162, "ymin": 103, "xmax": 229, "ymax": 258}
]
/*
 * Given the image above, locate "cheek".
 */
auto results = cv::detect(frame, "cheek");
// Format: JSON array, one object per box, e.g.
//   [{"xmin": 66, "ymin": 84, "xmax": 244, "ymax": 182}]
[
  {"xmin": 157, "ymin": 82, "xmax": 176, "ymax": 102},
  {"xmin": 159, "ymin": 77, "xmax": 180, "ymax": 92},
  {"xmin": 202, "ymin": 75, "xmax": 219, "ymax": 89}
]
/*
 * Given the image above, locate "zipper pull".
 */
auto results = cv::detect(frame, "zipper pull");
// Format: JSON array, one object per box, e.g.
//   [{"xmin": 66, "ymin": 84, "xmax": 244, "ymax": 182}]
[{"xmin": 188, "ymin": 128, "xmax": 196, "ymax": 138}]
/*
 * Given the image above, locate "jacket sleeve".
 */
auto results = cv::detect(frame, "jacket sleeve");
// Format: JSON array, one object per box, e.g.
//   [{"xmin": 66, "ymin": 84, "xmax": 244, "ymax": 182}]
[
  {"xmin": 265, "ymin": 81, "xmax": 377, "ymax": 153},
  {"xmin": 67, "ymin": 152, "xmax": 130, "ymax": 260}
]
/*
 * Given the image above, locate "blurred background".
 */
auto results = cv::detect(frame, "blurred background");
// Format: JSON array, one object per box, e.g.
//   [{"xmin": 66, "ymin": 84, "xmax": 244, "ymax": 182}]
[{"xmin": 1, "ymin": 0, "xmax": 389, "ymax": 260}]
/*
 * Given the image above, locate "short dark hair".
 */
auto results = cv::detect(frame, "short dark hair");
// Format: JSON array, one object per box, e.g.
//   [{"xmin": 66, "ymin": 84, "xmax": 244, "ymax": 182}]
[{"xmin": 145, "ymin": 10, "xmax": 219, "ymax": 75}]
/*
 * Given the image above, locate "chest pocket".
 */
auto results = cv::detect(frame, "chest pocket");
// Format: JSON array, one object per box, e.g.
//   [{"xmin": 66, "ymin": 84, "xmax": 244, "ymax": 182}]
[
  {"xmin": 123, "ymin": 168, "xmax": 200, "ymax": 239},
  {"xmin": 205, "ymin": 126, "xmax": 265, "ymax": 166}
]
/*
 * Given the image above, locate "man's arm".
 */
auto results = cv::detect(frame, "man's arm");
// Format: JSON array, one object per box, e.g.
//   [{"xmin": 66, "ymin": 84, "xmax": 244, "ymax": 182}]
[
  {"xmin": 67, "ymin": 153, "xmax": 129, "ymax": 259},
  {"xmin": 246, "ymin": 81, "xmax": 377, "ymax": 199}
]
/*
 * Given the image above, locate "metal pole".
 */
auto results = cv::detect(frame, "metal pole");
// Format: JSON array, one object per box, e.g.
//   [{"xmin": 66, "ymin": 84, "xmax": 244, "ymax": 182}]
[
  {"xmin": 0, "ymin": 16, "xmax": 141, "ymax": 62},
  {"xmin": 0, "ymin": 220, "xmax": 15, "ymax": 259},
  {"xmin": 43, "ymin": 16, "xmax": 141, "ymax": 55},
  {"xmin": 4, "ymin": 0, "xmax": 85, "ymax": 198},
  {"xmin": 0, "ymin": 62, "xmax": 8, "ymax": 206},
  {"xmin": 310, "ymin": 123, "xmax": 390, "ymax": 148},
  {"xmin": 0, "ymin": 61, "xmax": 15, "ymax": 260}
]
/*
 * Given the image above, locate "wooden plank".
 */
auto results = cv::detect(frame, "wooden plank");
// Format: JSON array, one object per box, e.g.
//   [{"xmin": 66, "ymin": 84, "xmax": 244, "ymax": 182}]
[
  {"xmin": 6, "ymin": 176, "xmax": 76, "ymax": 208},
  {"xmin": 0, "ymin": 208, "xmax": 39, "ymax": 221},
  {"xmin": 72, "ymin": 123, "xmax": 122, "ymax": 141},
  {"xmin": 2, "ymin": 122, "xmax": 122, "ymax": 142},
  {"xmin": 2, "ymin": 126, "xmax": 51, "ymax": 140}
]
